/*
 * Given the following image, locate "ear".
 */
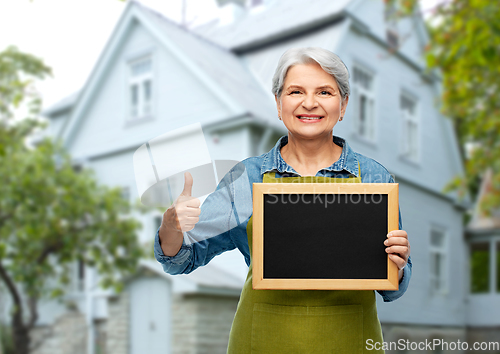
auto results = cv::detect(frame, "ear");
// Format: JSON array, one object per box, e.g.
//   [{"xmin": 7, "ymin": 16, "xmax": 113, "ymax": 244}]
[
  {"xmin": 275, "ymin": 95, "xmax": 282, "ymax": 117},
  {"xmin": 340, "ymin": 95, "xmax": 349, "ymax": 117}
]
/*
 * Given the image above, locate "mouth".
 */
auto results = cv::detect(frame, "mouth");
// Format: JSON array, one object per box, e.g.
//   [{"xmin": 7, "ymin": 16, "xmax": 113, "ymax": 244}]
[{"xmin": 296, "ymin": 115, "xmax": 324, "ymax": 121}]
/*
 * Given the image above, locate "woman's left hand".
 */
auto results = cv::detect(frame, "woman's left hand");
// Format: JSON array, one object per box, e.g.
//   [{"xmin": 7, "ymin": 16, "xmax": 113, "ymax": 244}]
[{"xmin": 384, "ymin": 230, "xmax": 410, "ymax": 280}]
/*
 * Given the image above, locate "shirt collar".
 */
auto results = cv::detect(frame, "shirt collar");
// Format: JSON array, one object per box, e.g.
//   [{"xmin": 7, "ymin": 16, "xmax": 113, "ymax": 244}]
[{"xmin": 261, "ymin": 135, "xmax": 360, "ymax": 177}]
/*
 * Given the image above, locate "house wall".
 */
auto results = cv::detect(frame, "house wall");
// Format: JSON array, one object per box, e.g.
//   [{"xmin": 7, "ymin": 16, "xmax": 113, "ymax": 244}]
[
  {"xmin": 171, "ymin": 293, "xmax": 239, "ymax": 354},
  {"xmin": 44, "ymin": 110, "xmax": 71, "ymax": 142},
  {"xmin": 30, "ymin": 311, "xmax": 87, "ymax": 354},
  {"xmin": 467, "ymin": 327, "xmax": 500, "ymax": 353},
  {"xmin": 347, "ymin": 0, "xmax": 427, "ymax": 68},
  {"xmin": 381, "ymin": 323, "xmax": 467, "ymax": 354},
  {"xmin": 106, "ymin": 292, "xmax": 130, "ymax": 354},
  {"xmin": 334, "ymin": 27, "xmax": 462, "ymax": 194},
  {"xmin": 85, "ymin": 148, "xmax": 155, "ymax": 244}
]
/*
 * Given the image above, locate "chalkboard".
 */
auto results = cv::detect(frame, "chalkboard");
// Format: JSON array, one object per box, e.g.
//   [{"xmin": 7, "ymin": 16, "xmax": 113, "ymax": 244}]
[{"xmin": 252, "ymin": 183, "xmax": 399, "ymax": 290}]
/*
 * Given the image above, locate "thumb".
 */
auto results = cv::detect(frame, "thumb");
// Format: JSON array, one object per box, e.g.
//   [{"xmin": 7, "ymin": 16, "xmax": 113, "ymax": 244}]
[{"xmin": 181, "ymin": 171, "xmax": 193, "ymax": 197}]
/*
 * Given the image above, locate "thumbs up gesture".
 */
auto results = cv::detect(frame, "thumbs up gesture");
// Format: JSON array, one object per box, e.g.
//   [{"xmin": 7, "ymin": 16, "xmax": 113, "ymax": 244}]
[{"xmin": 163, "ymin": 172, "xmax": 201, "ymax": 233}]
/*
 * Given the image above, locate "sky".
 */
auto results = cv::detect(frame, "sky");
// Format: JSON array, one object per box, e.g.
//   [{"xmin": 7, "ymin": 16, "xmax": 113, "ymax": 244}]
[
  {"xmin": 0, "ymin": 0, "xmax": 219, "ymax": 113},
  {"xmin": 0, "ymin": 0, "xmax": 438, "ymax": 115}
]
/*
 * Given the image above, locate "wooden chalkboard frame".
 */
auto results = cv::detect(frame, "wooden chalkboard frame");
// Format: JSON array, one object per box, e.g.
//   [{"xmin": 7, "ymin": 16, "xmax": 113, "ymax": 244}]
[{"xmin": 252, "ymin": 183, "xmax": 399, "ymax": 290}]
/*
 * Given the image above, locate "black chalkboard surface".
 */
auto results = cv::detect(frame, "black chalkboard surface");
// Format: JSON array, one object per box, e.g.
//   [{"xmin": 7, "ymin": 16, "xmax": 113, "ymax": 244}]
[{"xmin": 252, "ymin": 183, "xmax": 399, "ymax": 290}]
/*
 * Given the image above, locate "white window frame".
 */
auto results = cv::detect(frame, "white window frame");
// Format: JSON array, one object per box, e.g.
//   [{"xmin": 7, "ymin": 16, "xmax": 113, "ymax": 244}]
[
  {"xmin": 127, "ymin": 54, "xmax": 154, "ymax": 121},
  {"xmin": 400, "ymin": 91, "xmax": 419, "ymax": 163},
  {"xmin": 469, "ymin": 236, "xmax": 500, "ymax": 295},
  {"xmin": 351, "ymin": 64, "xmax": 376, "ymax": 143},
  {"xmin": 429, "ymin": 225, "xmax": 448, "ymax": 295}
]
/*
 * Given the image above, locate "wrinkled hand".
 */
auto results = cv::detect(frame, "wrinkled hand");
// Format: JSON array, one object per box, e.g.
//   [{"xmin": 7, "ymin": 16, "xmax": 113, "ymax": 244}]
[
  {"xmin": 384, "ymin": 230, "xmax": 410, "ymax": 271},
  {"xmin": 163, "ymin": 172, "xmax": 201, "ymax": 233}
]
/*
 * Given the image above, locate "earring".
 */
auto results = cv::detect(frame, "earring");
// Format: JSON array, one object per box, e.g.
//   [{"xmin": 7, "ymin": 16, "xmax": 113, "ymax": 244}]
[
  {"xmin": 278, "ymin": 116, "xmax": 282, "ymax": 120},
  {"xmin": 339, "ymin": 116, "xmax": 343, "ymax": 121}
]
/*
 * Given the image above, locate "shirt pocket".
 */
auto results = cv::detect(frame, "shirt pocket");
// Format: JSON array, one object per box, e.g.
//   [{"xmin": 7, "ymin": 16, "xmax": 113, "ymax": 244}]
[{"xmin": 251, "ymin": 303, "xmax": 363, "ymax": 354}]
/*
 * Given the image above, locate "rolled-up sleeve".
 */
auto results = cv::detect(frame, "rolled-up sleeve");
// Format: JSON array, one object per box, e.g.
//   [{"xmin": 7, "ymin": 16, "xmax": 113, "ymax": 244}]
[{"xmin": 154, "ymin": 226, "xmax": 194, "ymax": 274}]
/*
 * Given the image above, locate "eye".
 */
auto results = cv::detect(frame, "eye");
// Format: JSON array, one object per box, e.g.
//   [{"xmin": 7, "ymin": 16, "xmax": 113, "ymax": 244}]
[
  {"xmin": 289, "ymin": 90, "xmax": 302, "ymax": 95},
  {"xmin": 319, "ymin": 90, "xmax": 332, "ymax": 95}
]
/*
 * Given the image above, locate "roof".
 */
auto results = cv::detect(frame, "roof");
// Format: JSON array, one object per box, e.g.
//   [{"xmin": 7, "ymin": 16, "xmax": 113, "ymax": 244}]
[
  {"xmin": 41, "ymin": 91, "xmax": 80, "ymax": 117},
  {"xmin": 193, "ymin": 0, "xmax": 351, "ymax": 50},
  {"xmin": 468, "ymin": 169, "xmax": 500, "ymax": 232}
]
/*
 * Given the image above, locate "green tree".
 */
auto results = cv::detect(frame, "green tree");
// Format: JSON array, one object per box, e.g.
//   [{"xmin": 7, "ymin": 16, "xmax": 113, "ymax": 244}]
[
  {"xmin": 425, "ymin": 0, "xmax": 500, "ymax": 214},
  {"xmin": 0, "ymin": 46, "xmax": 145, "ymax": 354},
  {"xmin": 392, "ymin": 0, "xmax": 500, "ymax": 213}
]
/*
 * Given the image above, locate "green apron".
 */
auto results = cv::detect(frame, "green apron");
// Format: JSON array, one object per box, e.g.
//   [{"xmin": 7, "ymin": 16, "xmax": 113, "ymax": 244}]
[{"xmin": 227, "ymin": 169, "xmax": 385, "ymax": 354}]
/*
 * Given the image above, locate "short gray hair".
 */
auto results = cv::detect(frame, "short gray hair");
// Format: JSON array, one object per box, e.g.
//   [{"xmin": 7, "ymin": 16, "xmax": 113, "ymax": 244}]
[{"xmin": 272, "ymin": 47, "xmax": 350, "ymax": 102}]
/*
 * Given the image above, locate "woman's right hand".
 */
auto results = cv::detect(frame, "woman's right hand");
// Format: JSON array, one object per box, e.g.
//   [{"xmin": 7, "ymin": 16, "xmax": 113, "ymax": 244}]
[{"xmin": 159, "ymin": 172, "xmax": 201, "ymax": 256}]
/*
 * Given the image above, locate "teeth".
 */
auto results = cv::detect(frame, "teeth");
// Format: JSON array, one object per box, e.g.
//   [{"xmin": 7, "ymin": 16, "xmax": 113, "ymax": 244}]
[{"xmin": 298, "ymin": 116, "xmax": 322, "ymax": 120}]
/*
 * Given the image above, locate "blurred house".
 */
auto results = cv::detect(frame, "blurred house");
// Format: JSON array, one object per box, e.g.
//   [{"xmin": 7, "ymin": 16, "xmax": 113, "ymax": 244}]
[
  {"xmin": 37, "ymin": 0, "xmax": 474, "ymax": 353},
  {"xmin": 466, "ymin": 169, "xmax": 500, "ymax": 347}
]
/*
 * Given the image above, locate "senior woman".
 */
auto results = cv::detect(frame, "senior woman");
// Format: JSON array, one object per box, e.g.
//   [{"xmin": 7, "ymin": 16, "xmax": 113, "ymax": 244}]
[{"xmin": 154, "ymin": 47, "xmax": 412, "ymax": 353}]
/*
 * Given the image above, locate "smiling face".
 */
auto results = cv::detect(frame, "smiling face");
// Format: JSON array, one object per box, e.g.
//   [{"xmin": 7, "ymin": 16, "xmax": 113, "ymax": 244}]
[{"xmin": 275, "ymin": 62, "xmax": 348, "ymax": 141}]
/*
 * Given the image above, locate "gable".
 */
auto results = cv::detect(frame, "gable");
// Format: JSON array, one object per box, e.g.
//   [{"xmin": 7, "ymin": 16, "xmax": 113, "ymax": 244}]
[
  {"xmin": 68, "ymin": 18, "xmax": 234, "ymax": 159},
  {"xmin": 57, "ymin": 1, "xmax": 282, "ymax": 157}
]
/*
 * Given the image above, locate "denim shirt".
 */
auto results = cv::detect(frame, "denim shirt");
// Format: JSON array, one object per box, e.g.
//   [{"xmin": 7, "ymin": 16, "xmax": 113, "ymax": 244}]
[{"xmin": 154, "ymin": 135, "xmax": 412, "ymax": 302}]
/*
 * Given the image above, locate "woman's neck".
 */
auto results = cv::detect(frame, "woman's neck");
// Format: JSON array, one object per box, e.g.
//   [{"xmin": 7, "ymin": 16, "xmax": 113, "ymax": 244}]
[{"xmin": 280, "ymin": 133, "xmax": 343, "ymax": 176}]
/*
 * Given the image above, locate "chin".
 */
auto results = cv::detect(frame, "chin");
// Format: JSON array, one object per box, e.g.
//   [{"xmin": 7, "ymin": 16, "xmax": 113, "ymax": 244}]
[{"xmin": 291, "ymin": 129, "xmax": 333, "ymax": 140}]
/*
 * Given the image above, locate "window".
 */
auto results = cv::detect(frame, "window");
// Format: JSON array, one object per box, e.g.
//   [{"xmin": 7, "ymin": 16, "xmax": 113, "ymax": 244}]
[
  {"xmin": 386, "ymin": 29, "xmax": 399, "ymax": 48},
  {"xmin": 352, "ymin": 65, "xmax": 375, "ymax": 141},
  {"xmin": 470, "ymin": 242, "xmax": 490, "ymax": 293},
  {"xmin": 78, "ymin": 259, "xmax": 85, "ymax": 292},
  {"xmin": 121, "ymin": 186, "xmax": 130, "ymax": 202},
  {"xmin": 384, "ymin": 0, "xmax": 400, "ymax": 49},
  {"xmin": 155, "ymin": 216, "xmax": 163, "ymax": 229},
  {"xmin": 429, "ymin": 227, "xmax": 447, "ymax": 294},
  {"xmin": 400, "ymin": 93, "xmax": 419, "ymax": 161},
  {"xmin": 128, "ymin": 56, "xmax": 153, "ymax": 120}
]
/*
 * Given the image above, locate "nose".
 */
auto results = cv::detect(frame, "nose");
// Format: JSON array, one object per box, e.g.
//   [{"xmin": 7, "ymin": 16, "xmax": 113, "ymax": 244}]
[{"xmin": 302, "ymin": 93, "xmax": 318, "ymax": 110}]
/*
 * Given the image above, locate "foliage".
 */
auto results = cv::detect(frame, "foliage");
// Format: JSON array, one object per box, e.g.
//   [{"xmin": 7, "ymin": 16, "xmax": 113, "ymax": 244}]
[
  {"xmin": 0, "ymin": 45, "xmax": 147, "ymax": 354},
  {"xmin": 389, "ymin": 0, "xmax": 500, "ymax": 214},
  {"xmin": 425, "ymin": 0, "xmax": 500, "ymax": 213},
  {"xmin": 0, "ymin": 322, "xmax": 15, "ymax": 354},
  {"xmin": 0, "ymin": 122, "xmax": 145, "ymax": 298},
  {"xmin": 0, "ymin": 45, "xmax": 51, "ymax": 123}
]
